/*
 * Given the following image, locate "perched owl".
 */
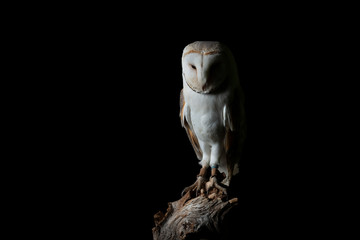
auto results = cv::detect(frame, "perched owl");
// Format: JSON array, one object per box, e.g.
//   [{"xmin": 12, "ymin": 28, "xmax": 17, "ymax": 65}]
[{"xmin": 180, "ymin": 41, "xmax": 246, "ymax": 196}]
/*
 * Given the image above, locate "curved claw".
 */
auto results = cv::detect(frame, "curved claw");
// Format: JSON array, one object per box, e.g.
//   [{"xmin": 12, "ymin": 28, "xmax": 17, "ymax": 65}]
[
  {"xmin": 208, "ymin": 176, "xmax": 228, "ymax": 195},
  {"xmin": 214, "ymin": 181, "xmax": 227, "ymax": 195},
  {"xmin": 181, "ymin": 176, "xmax": 206, "ymax": 197},
  {"xmin": 181, "ymin": 185, "xmax": 194, "ymax": 197}
]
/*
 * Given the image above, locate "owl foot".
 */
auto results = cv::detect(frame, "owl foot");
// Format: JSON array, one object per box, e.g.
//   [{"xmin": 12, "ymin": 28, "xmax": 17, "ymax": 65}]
[
  {"xmin": 206, "ymin": 175, "xmax": 228, "ymax": 196},
  {"xmin": 181, "ymin": 176, "xmax": 207, "ymax": 197}
]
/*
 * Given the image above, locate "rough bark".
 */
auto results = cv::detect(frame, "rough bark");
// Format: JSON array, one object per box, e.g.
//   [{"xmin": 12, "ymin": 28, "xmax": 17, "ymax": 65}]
[{"xmin": 152, "ymin": 188, "xmax": 238, "ymax": 240}]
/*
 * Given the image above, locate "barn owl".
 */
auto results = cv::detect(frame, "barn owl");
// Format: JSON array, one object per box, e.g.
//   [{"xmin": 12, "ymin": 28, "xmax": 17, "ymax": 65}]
[{"xmin": 180, "ymin": 41, "xmax": 246, "ymax": 196}]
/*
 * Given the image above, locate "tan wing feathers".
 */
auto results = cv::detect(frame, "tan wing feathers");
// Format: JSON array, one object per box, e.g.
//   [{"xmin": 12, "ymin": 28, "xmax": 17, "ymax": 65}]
[
  {"xmin": 225, "ymin": 88, "xmax": 247, "ymax": 177},
  {"xmin": 180, "ymin": 89, "xmax": 203, "ymax": 160}
]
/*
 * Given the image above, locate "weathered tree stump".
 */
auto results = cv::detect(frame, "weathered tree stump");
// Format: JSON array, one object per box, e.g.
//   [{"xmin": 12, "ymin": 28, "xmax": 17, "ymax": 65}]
[{"xmin": 152, "ymin": 188, "xmax": 238, "ymax": 240}]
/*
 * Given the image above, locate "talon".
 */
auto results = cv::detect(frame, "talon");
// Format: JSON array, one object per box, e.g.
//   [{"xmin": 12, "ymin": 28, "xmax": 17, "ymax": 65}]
[
  {"xmin": 207, "ymin": 175, "xmax": 228, "ymax": 195},
  {"xmin": 196, "ymin": 189, "xmax": 200, "ymax": 197},
  {"xmin": 181, "ymin": 183, "xmax": 196, "ymax": 196},
  {"xmin": 181, "ymin": 176, "xmax": 206, "ymax": 197},
  {"xmin": 181, "ymin": 186, "xmax": 192, "ymax": 196},
  {"xmin": 214, "ymin": 181, "xmax": 227, "ymax": 195}
]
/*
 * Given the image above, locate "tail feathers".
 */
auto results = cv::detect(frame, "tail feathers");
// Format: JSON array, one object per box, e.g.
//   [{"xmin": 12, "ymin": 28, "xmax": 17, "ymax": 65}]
[{"xmin": 219, "ymin": 160, "xmax": 239, "ymax": 186}]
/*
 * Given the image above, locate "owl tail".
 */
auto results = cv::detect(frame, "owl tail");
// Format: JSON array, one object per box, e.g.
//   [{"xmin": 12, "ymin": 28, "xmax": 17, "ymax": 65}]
[{"xmin": 222, "ymin": 155, "xmax": 240, "ymax": 186}]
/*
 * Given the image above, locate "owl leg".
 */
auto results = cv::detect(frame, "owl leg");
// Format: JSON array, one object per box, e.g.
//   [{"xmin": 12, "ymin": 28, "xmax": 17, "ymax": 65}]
[
  {"xmin": 181, "ymin": 166, "xmax": 208, "ymax": 197},
  {"xmin": 206, "ymin": 165, "xmax": 228, "ymax": 195},
  {"xmin": 206, "ymin": 145, "xmax": 228, "ymax": 195}
]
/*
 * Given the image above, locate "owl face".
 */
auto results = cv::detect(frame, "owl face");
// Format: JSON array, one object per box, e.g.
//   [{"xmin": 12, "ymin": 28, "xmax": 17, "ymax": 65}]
[{"xmin": 182, "ymin": 41, "xmax": 228, "ymax": 94}]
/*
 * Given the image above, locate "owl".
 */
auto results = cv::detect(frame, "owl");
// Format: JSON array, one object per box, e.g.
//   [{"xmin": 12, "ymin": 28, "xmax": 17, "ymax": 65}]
[{"xmin": 180, "ymin": 41, "xmax": 246, "ymax": 196}]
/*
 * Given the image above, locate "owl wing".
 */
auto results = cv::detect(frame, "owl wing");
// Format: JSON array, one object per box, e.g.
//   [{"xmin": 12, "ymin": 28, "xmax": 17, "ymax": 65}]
[
  {"xmin": 223, "ymin": 87, "xmax": 247, "ymax": 177},
  {"xmin": 180, "ymin": 89, "xmax": 203, "ymax": 160}
]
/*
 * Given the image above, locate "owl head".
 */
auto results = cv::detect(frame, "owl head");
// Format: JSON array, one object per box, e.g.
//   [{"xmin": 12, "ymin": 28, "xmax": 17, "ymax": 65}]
[{"xmin": 181, "ymin": 41, "xmax": 237, "ymax": 94}]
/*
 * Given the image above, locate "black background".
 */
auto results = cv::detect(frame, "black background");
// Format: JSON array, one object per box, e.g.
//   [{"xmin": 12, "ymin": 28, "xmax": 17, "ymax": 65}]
[{"xmin": 21, "ymin": 5, "xmax": 349, "ymax": 239}]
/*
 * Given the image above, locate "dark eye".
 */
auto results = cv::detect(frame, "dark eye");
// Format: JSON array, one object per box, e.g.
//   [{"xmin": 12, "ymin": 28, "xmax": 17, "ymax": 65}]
[{"xmin": 190, "ymin": 64, "xmax": 196, "ymax": 70}]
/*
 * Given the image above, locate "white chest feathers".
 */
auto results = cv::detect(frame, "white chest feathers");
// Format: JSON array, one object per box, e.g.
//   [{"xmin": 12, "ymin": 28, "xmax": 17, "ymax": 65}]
[{"xmin": 183, "ymin": 86, "xmax": 229, "ymax": 143}]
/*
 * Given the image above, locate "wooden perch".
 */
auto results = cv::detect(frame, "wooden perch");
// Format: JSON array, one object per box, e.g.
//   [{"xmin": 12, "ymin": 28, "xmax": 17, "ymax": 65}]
[{"xmin": 152, "ymin": 188, "xmax": 239, "ymax": 240}]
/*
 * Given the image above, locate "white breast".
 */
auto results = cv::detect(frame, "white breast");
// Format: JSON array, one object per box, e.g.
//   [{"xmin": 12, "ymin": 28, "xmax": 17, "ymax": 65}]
[{"xmin": 183, "ymin": 80, "xmax": 229, "ymax": 143}]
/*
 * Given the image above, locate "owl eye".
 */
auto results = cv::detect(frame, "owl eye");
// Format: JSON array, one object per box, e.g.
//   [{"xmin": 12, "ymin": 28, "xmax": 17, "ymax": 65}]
[{"xmin": 190, "ymin": 64, "xmax": 196, "ymax": 70}]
